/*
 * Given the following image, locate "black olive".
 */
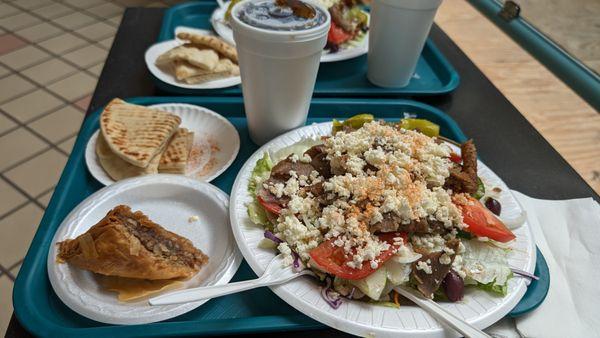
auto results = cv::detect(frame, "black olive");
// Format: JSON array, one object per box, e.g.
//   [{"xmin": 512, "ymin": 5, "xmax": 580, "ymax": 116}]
[
  {"xmin": 485, "ymin": 197, "xmax": 502, "ymax": 216},
  {"xmin": 442, "ymin": 270, "xmax": 464, "ymax": 302}
]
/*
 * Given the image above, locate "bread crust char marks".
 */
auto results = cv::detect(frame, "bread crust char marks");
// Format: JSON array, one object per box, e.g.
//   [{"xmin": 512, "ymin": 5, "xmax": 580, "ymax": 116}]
[{"xmin": 99, "ymin": 98, "xmax": 181, "ymax": 168}]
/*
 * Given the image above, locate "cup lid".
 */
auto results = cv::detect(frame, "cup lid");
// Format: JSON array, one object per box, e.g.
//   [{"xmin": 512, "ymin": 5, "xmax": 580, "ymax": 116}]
[{"xmin": 231, "ymin": 0, "xmax": 331, "ymax": 43}]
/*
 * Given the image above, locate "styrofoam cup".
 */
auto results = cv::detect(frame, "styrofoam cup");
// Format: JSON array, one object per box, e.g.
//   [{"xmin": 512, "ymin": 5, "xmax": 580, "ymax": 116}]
[
  {"xmin": 231, "ymin": 0, "xmax": 331, "ymax": 145},
  {"xmin": 367, "ymin": 0, "xmax": 443, "ymax": 88}
]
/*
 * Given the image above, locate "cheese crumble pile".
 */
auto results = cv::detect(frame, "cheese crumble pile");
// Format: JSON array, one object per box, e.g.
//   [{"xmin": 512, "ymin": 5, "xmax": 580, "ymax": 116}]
[{"xmin": 266, "ymin": 121, "xmax": 465, "ymax": 268}]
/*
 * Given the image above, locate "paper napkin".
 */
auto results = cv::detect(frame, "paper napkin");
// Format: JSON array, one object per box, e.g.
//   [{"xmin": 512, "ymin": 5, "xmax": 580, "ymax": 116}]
[{"xmin": 488, "ymin": 191, "xmax": 600, "ymax": 338}]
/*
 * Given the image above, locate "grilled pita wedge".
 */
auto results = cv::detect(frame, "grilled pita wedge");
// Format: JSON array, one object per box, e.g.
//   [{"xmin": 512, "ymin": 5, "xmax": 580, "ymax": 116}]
[
  {"xmin": 176, "ymin": 32, "xmax": 238, "ymax": 63},
  {"xmin": 96, "ymin": 133, "xmax": 164, "ymax": 181},
  {"xmin": 57, "ymin": 205, "xmax": 208, "ymax": 280},
  {"xmin": 159, "ymin": 128, "xmax": 194, "ymax": 174},
  {"xmin": 100, "ymin": 98, "xmax": 181, "ymax": 168},
  {"xmin": 155, "ymin": 44, "xmax": 219, "ymax": 71},
  {"xmin": 174, "ymin": 59, "xmax": 239, "ymax": 83}
]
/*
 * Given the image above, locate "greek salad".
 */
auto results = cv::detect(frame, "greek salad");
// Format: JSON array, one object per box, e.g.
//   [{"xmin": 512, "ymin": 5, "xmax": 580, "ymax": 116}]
[{"xmin": 247, "ymin": 114, "xmax": 525, "ymax": 308}]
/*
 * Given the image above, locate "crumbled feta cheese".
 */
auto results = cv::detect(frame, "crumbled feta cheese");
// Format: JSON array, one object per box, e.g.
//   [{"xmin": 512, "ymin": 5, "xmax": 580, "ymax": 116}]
[
  {"xmin": 412, "ymin": 234, "xmax": 446, "ymax": 253},
  {"xmin": 258, "ymin": 120, "xmax": 468, "ymax": 273},
  {"xmin": 188, "ymin": 215, "xmax": 199, "ymax": 223},
  {"xmin": 452, "ymin": 255, "xmax": 466, "ymax": 278},
  {"xmin": 345, "ymin": 155, "xmax": 366, "ymax": 175},
  {"xmin": 439, "ymin": 253, "xmax": 452, "ymax": 265},
  {"xmin": 416, "ymin": 260, "xmax": 433, "ymax": 274},
  {"xmin": 282, "ymin": 177, "xmax": 299, "ymax": 196},
  {"xmin": 277, "ymin": 242, "xmax": 293, "ymax": 265},
  {"xmin": 268, "ymin": 182, "xmax": 285, "ymax": 198}
]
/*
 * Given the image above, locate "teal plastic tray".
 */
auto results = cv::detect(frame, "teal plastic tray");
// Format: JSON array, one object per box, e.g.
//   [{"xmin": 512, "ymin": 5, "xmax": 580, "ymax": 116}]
[
  {"xmin": 155, "ymin": 2, "xmax": 459, "ymax": 96},
  {"xmin": 13, "ymin": 97, "xmax": 546, "ymax": 337}
]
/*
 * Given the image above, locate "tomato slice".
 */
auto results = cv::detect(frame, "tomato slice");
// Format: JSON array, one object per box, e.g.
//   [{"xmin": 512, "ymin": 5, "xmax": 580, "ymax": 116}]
[
  {"xmin": 309, "ymin": 232, "xmax": 407, "ymax": 280},
  {"xmin": 257, "ymin": 195, "xmax": 283, "ymax": 215},
  {"xmin": 449, "ymin": 152, "xmax": 462, "ymax": 164},
  {"xmin": 327, "ymin": 21, "xmax": 352, "ymax": 45},
  {"xmin": 457, "ymin": 196, "xmax": 516, "ymax": 242}
]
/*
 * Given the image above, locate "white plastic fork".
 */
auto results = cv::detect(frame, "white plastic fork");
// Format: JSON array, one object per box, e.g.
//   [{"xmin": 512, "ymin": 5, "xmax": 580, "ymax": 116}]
[
  {"xmin": 394, "ymin": 286, "xmax": 491, "ymax": 338},
  {"xmin": 149, "ymin": 255, "xmax": 313, "ymax": 306}
]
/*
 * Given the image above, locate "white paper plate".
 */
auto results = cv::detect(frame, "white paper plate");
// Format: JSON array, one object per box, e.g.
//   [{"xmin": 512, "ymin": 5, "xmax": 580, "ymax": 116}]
[
  {"xmin": 86, "ymin": 103, "xmax": 240, "ymax": 186},
  {"xmin": 47, "ymin": 174, "xmax": 243, "ymax": 325},
  {"xmin": 145, "ymin": 28, "xmax": 241, "ymax": 90},
  {"xmin": 209, "ymin": 4, "xmax": 369, "ymax": 63},
  {"xmin": 229, "ymin": 122, "xmax": 536, "ymax": 337}
]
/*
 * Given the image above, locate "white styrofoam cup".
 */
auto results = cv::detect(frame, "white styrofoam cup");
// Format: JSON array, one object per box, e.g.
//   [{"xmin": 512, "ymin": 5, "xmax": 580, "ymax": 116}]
[
  {"xmin": 367, "ymin": 0, "xmax": 443, "ymax": 88},
  {"xmin": 231, "ymin": 0, "xmax": 331, "ymax": 145}
]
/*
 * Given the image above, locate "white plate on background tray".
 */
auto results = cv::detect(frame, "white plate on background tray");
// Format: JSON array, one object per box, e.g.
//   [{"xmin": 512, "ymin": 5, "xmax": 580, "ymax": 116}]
[
  {"xmin": 209, "ymin": 3, "xmax": 369, "ymax": 63},
  {"xmin": 145, "ymin": 28, "xmax": 241, "ymax": 90},
  {"xmin": 229, "ymin": 122, "xmax": 536, "ymax": 337},
  {"xmin": 86, "ymin": 103, "xmax": 240, "ymax": 186},
  {"xmin": 47, "ymin": 174, "xmax": 243, "ymax": 325}
]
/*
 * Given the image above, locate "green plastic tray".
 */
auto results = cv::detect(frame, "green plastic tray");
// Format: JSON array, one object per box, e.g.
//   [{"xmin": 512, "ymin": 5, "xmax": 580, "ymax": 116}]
[
  {"xmin": 154, "ymin": 2, "xmax": 459, "ymax": 96},
  {"xmin": 13, "ymin": 97, "xmax": 546, "ymax": 337}
]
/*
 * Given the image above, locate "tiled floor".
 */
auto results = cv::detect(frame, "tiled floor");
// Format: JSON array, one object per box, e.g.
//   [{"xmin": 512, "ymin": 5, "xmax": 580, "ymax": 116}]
[{"xmin": 0, "ymin": 0, "xmax": 185, "ymax": 332}]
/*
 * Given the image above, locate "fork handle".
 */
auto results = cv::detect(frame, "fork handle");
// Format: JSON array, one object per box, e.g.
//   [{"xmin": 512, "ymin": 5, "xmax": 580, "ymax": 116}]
[
  {"xmin": 149, "ymin": 278, "xmax": 263, "ymax": 306},
  {"xmin": 394, "ymin": 287, "xmax": 491, "ymax": 338}
]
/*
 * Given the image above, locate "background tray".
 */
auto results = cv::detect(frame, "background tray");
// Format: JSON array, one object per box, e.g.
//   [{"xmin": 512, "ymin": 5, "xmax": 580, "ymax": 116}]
[
  {"xmin": 154, "ymin": 2, "xmax": 459, "ymax": 96},
  {"xmin": 13, "ymin": 97, "xmax": 545, "ymax": 337}
]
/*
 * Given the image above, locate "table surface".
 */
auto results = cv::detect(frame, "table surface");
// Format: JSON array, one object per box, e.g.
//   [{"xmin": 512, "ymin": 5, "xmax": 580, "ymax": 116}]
[
  {"xmin": 6, "ymin": 6, "xmax": 599, "ymax": 338},
  {"xmin": 436, "ymin": 0, "xmax": 600, "ymax": 194}
]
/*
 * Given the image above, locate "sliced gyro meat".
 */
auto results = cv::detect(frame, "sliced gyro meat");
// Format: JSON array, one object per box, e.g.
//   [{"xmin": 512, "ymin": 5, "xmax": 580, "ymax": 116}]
[{"xmin": 411, "ymin": 239, "xmax": 460, "ymax": 298}]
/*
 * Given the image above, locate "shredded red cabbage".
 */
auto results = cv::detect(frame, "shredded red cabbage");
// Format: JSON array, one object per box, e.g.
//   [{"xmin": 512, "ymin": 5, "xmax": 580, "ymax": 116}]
[
  {"xmin": 321, "ymin": 277, "xmax": 342, "ymax": 309},
  {"xmin": 511, "ymin": 268, "xmax": 539, "ymax": 281},
  {"xmin": 264, "ymin": 230, "xmax": 283, "ymax": 244},
  {"xmin": 292, "ymin": 251, "xmax": 302, "ymax": 272}
]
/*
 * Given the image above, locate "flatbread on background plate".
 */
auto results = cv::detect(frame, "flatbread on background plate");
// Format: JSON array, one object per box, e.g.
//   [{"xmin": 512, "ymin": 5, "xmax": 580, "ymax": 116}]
[
  {"xmin": 176, "ymin": 32, "xmax": 238, "ymax": 63},
  {"xmin": 155, "ymin": 44, "xmax": 220, "ymax": 70}
]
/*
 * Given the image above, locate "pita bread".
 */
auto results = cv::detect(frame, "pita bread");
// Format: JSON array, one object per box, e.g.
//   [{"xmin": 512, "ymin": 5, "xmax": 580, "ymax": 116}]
[
  {"xmin": 175, "ymin": 59, "xmax": 240, "ymax": 83},
  {"xmin": 173, "ymin": 60, "xmax": 213, "ymax": 81},
  {"xmin": 100, "ymin": 98, "xmax": 181, "ymax": 168},
  {"xmin": 176, "ymin": 32, "xmax": 238, "ymax": 63},
  {"xmin": 96, "ymin": 133, "xmax": 164, "ymax": 181},
  {"xmin": 182, "ymin": 71, "xmax": 233, "ymax": 84},
  {"xmin": 159, "ymin": 128, "xmax": 194, "ymax": 174},
  {"xmin": 156, "ymin": 44, "xmax": 219, "ymax": 71}
]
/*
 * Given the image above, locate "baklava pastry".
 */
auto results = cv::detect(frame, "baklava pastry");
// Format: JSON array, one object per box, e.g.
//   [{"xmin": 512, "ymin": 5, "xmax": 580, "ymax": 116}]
[{"xmin": 57, "ymin": 205, "xmax": 208, "ymax": 280}]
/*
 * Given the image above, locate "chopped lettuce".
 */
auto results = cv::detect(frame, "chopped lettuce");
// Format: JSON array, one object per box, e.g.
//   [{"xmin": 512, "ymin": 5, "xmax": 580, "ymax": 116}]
[
  {"xmin": 248, "ymin": 201, "xmax": 270, "ymax": 227},
  {"xmin": 258, "ymin": 237, "xmax": 278, "ymax": 250},
  {"xmin": 247, "ymin": 153, "xmax": 273, "ymax": 226},
  {"xmin": 349, "ymin": 266, "xmax": 387, "ymax": 300},
  {"xmin": 248, "ymin": 152, "xmax": 273, "ymax": 194},
  {"xmin": 461, "ymin": 240, "xmax": 512, "ymax": 295},
  {"xmin": 385, "ymin": 259, "xmax": 412, "ymax": 286},
  {"xmin": 271, "ymin": 137, "xmax": 321, "ymax": 163},
  {"xmin": 472, "ymin": 177, "xmax": 485, "ymax": 200},
  {"xmin": 476, "ymin": 276, "xmax": 511, "ymax": 296}
]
